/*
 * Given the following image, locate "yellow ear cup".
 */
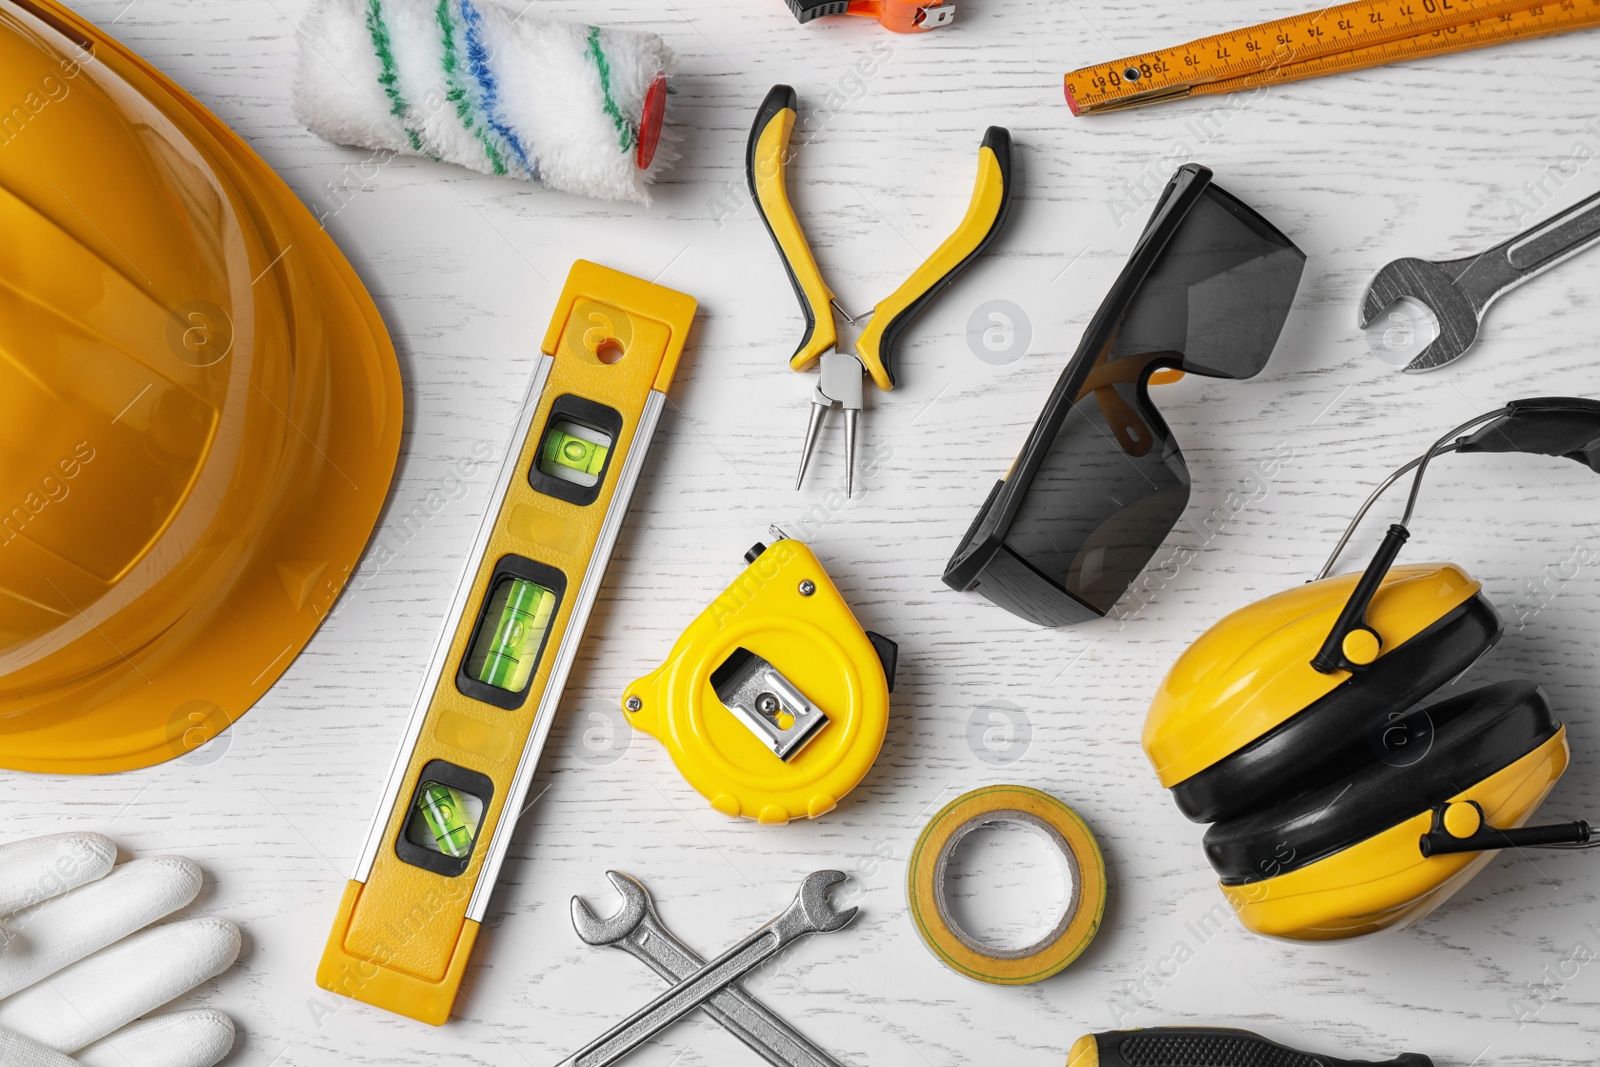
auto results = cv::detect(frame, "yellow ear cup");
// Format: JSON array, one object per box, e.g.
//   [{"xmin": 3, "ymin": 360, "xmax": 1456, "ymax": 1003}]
[
  {"xmin": 1221, "ymin": 727, "xmax": 1568, "ymax": 940},
  {"xmin": 1145, "ymin": 563, "xmax": 1482, "ymax": 792}
]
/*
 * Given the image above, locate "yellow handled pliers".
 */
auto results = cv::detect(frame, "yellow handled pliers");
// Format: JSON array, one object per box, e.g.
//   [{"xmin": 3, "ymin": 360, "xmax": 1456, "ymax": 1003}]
[{"xmin": 745, "ymin": 85, "xmax": 1014, "ymax": 496}]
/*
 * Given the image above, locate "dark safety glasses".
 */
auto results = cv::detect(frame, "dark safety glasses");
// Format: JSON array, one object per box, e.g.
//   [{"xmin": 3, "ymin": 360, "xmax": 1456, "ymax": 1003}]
[{"xmin": 943, "ymin": 164, "xmax": 1307, "ymax": 626}]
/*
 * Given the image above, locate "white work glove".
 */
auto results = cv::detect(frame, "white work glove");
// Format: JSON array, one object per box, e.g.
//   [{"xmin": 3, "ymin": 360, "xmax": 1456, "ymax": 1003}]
[{"xmin": 0, "ymin": 833, "xmax": 239, "ymax": 1067}]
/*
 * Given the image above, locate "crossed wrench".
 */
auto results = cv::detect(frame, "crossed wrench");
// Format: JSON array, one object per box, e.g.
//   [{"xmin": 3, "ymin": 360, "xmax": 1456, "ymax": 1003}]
[{"xmin": 567, "ymin": 870, "xmax": 855, "ymax": 1067}]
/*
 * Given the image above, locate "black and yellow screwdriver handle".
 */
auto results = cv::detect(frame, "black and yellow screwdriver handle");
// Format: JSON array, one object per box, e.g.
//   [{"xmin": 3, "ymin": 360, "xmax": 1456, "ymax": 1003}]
[
  {"xmin": 747, "ymin": 84, "xmax": 838, "ymax": 374},
  {"xmin": 854, "ymin": 125, "xmax": 1012, "ymax": 391},
  {"xmin": 1069, "ymin": 1029, "xmax": 1434, "ymax": 1067}
]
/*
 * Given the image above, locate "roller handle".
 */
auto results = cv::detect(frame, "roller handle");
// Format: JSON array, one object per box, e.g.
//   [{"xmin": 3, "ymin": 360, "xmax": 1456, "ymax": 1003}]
[
  {"xmin": 854, "ymin": 126, "xmax": 1013, "ymax": 391},
  {"xmin": 746, "ymin": 85, "xmax": 837, "ymax": 373},
  {"xmin": 1069, "ymin": 1028, "xmax": 1434, "ymax": 1067}
]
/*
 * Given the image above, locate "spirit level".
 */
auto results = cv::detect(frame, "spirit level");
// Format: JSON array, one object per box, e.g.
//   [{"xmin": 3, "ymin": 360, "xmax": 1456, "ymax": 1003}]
[{"xmin": 316, "ymin": 261, "xmax": 696, "ymax": 1025}]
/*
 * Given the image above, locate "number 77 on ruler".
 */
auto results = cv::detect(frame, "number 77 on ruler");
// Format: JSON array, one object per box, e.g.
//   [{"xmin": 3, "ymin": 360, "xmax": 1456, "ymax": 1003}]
[{"xmin": 316, "ymin": 260, "xmax": 696, "ymax": 1025}]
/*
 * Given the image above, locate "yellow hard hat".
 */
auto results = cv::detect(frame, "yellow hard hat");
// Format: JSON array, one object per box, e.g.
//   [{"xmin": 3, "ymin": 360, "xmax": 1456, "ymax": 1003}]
[{"xmin": 0, "ymin": 0, "xmax": 403, "ymax": 772}]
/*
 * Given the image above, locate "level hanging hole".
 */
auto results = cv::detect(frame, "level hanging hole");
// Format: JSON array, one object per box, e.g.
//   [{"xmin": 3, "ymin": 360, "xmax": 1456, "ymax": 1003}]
[{"xmin": 596, "ymin": 338, "xmax": 626, "ymax": 364}]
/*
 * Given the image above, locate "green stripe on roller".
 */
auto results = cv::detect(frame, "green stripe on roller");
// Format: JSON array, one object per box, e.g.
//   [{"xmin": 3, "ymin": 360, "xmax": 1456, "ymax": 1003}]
[
  {"xmin": 585, "ymin": 26, "xmax": 634, "ymax": 153},
  {"xmin": 435, "ymin": 0, "xmax": 507, "ymax": 175},
  {"xmin": 365, "ymin": 0, "xmax": 425, "ymax": 153}
]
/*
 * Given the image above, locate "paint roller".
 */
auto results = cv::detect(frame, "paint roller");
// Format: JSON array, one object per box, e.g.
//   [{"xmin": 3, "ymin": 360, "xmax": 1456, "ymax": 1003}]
[{"xmin": 294, "ymin": 0, "xmax": 675, "ymax": 204}]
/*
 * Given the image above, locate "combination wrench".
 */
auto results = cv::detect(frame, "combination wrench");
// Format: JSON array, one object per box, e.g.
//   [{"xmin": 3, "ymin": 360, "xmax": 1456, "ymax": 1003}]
[
  {"xmin": 556, "ymin": 870, "xmax": 856, "ymax": 1067},
  {"xmin": 571, "ymin": 871, "xmax": 850, "ymax": 1067},
  {"xmin": 1361, "ymin": 186, "xmax": 1600, "ymax": 371}
]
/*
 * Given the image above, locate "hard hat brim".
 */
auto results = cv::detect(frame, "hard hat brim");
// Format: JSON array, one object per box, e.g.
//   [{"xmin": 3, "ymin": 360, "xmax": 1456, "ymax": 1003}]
[{"xmin": 0, "ymin": 1, "xmax": 404, "ymax": 773}]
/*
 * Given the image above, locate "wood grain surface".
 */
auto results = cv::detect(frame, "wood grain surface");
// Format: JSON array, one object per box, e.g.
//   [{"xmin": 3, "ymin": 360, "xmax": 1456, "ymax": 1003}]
[{"xmin": 25, "ymin": 0, "xmax": 1600, "ymax": 1063}]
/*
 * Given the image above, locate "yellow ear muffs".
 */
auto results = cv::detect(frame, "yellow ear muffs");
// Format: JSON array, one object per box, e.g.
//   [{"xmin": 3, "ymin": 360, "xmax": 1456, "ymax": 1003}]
[
  {"xmin": 1146, "ymin": 399, "xmax": 1600, "ymax": 941},
  {"xmin": 1206, "ymin": 680, "xmax": 1557, "ymax": 879},
  {"xmin": 1212, "ymin": 682, "xmax": 1567, "ymax": 940},
  {"xmin": 1144, "ymin": 562, "xmax": 1498, "ymax": 822}
]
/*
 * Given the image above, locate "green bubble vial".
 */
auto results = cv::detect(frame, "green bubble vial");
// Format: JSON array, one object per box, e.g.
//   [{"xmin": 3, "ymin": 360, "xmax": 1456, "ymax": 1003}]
[
  {"xmin": 540, "ymin": 419, "xmax": 612, "ymax": 488},
  {"xmin": 466, "ymin": 577, "xmax": 557, "ymax": 693},
  {"xmin": 415, "ymin": 781, "xmax": 479, "ymax": 858}
]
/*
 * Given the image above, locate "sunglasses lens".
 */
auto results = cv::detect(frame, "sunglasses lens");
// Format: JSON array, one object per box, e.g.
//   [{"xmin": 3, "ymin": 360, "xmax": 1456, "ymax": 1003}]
[
  {"xmin": 948, "ymin": 174, "xmax": 1305, "ymax": 626},
  {"xmin": 1115, "ymin": 186, "xmax": 1306, "ymax": 379},
  {"xmin": 1001, "ymin": 385, "xmax": 1190, "ymax": 620}
]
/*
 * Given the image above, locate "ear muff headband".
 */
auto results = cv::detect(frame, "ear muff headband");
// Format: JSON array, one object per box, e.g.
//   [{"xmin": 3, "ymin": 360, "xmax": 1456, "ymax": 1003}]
[{"xmin": 1314, "ymin": 397, "xmax": 1600, "ymax": 675}]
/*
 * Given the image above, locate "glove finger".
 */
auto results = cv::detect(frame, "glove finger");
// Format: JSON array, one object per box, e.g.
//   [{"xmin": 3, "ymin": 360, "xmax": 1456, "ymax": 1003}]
[
  {"xmin": 0, "ymin": 835, "xmax": 116, "ymax": 920},
  {"xmin": 0, "ymin": 1026, "xmax": 79, "ymax": 1067},
  {"xmin": 0, "ymin": 858, "xmax": 200, "ymax": 1000},
  {"xmin": 75, "ymin": 1010, "xmax": 235, "ymax": 1067},
  {"xmin": 0, "ymin": 918, "xmax": 239, "ymax": 1053}
]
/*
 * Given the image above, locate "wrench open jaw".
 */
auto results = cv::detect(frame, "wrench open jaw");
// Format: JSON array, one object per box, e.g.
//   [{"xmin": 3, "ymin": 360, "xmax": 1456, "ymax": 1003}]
[
  {"xmin": 789, "ymin": 870, "xmax": 857, "ymax": 934},
  {"xmin": 570, "ymin": 872, "xmax": 852, "ymax": 1067},
  {"xmin": 571, "ymin": 871, "xmax": 651, "ymax": 947},
  {"xmin": 1359, "ymin": 255, "xmax": 1482, "ymax": 373},
  {"xmin": 1362, "ymin": 186, "xmax": 1600, "ymax": 373},
  {"xmin": 571, "ymin": 869, "xmax": 856, "ymax": 944},
  {"xmin": 560, "ymin": 871, "xmax": 857, "ymax": 1067}
]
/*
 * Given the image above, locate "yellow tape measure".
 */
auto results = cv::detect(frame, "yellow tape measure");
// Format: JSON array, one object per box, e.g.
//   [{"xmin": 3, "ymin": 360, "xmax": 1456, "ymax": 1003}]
[
  {"xmin": 1065, "ymin": 0, "xmax": 1600, "ymax": 115},
  {"xmin": 623, "ymin": 534, "xmax": 896, "ymax": 824}
]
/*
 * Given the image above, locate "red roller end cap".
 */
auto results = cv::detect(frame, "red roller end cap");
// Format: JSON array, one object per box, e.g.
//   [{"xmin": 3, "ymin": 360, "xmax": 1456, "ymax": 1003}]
[{"xmin": 636, "ymin": 73, "xmax": 667, "ymax": 170}]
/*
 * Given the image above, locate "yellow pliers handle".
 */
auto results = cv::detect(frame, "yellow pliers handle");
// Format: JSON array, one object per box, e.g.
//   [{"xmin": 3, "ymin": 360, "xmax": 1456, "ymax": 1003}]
[
  {"xmin": 747, "ymin": 85, "xmax": 838, "ymax": 373},
  {"xmin": 855, "ymin": 127, "xmax": 1012, "ymax": 390},
  {"xmin": 747, "ymin": 88, "xmax": 1015, "ymax": 393}
]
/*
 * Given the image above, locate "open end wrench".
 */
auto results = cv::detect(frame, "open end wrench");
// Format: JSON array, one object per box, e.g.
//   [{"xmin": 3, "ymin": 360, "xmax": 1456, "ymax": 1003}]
[
  {"xmin": 571, "ymin": 871, "xmax": 850, "ymax": 1067},
  {"xmin": 1360, "ymin": 186, "xmax": 1600, "ymax": 372},
  {"xmin": 558, "ymin": 871, "xmax": 856, "ymax": 1067}
]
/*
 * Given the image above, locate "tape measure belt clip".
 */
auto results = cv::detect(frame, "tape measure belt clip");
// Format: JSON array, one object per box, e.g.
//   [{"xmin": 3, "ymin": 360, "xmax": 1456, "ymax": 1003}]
[{"xmin": 710, "ymin": 647, "xmax": 831, "ymax": 761}]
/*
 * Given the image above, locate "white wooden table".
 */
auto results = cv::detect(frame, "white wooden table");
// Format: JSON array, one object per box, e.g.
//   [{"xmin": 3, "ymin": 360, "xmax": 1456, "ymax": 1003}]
[{"xmin": 32, "ymin": 1, "xmax": 1600, "ymax": 1063}]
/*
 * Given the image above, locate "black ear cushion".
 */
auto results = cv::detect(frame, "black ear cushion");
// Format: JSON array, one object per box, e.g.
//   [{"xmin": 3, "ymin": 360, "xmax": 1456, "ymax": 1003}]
[
  {"xmin": 1170, "ymin": 591, "xmax": 1502, "ymax": 823},
  {"xmin": 1203, "ymin": 680, "xmax": 1558, "ymax": 885}
]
